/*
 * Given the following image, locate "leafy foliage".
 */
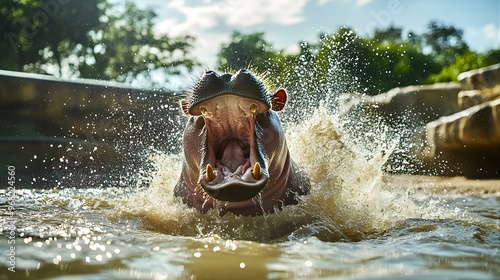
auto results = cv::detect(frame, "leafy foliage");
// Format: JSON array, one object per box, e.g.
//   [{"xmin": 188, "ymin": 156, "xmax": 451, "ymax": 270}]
[
  {"xmin": 217, "ymin": 22, "xmax": 499, "ymax": 95},
  {"xmin": 0, "ymin": 0, "xmax": 197, "ymax": 86},
  {"xmin": 217, "ymin": 31, "xmax": 275, "ymax": 73},
  {"xmin": 2, "ymin": 2, "xmax": 498, "ymax": 93},
  {"xmin": 427, "ymin": 51, "xmax": 486, "ymax": 83},
  {"xmin": 421, "ymin": 20, "xmax": 469, "ymax": 66},
  {"xmin": 1, "ymin": 0, "xmax": 101, "ymax": 74},
  {"xmin": 76, "ymin": 1, "xmax": 197, "ymax": 84}
]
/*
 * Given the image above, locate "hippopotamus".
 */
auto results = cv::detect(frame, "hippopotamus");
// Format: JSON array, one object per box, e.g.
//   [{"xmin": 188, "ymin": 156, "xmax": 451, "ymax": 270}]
[{"xmin": 174, "ymin": 69, "xmax": 309, "ymax": 216}]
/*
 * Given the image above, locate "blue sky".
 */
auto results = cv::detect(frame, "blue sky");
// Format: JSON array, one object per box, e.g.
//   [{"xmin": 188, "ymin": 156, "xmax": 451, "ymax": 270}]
[{"xmin": 132, "ymin": 0, "xmax": 500, "ymax": 70}]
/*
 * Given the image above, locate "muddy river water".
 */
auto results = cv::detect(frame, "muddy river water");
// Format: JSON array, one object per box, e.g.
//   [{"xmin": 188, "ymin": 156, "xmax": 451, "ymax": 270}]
[{"xmin": 1, "ymin": 106, "xmax": 499, "ymax": 279}]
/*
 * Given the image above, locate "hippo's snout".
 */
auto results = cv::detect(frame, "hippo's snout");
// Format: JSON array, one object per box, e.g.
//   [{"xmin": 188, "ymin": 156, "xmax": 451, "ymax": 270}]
[{"xmin": 195, "ymin": 93, "xmax": 269, "ymax": 202}]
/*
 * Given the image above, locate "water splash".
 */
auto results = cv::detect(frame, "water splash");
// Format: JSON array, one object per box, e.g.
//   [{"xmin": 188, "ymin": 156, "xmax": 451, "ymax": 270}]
[
  {"xmin": 113, "ymin": 103, "xmax": 424, "ymax": 242},
  {"xmin": 112, "ymin": 30, "xmax": 468, "ymax": 242}
]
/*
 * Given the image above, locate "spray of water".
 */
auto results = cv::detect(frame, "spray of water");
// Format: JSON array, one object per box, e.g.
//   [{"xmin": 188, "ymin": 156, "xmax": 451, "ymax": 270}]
[{"xmin": 114, "ymin": 30, "xmax": 460, "ymax": 242}]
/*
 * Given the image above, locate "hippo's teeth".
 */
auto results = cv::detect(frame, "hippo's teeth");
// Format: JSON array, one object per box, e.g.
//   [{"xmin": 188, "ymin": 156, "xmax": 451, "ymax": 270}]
[
  {"xmin": 250, "ymin": 104, "xmax": 257, "ymax": 113},
  {"xmin": 206, "ymin": 163, "xmax": 216, "ymax": 182},
  {"xmin": 252, "ymin": 162, "xmax": 261, "ymax": 180}
]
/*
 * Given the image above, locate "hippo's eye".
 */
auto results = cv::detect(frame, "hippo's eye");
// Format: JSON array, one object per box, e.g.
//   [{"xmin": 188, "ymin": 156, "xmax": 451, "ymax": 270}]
[
  {"xmin": 250, "ymin": 104, "xmax": 257, "ymax": 114},
  {"xmin": 200, "ymin": 107, "xmax": 207, "ymax": 116}
]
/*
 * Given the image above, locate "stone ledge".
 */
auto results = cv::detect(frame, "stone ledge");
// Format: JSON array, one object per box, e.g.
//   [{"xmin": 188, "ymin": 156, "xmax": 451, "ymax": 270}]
[
  {"xmin": 414, "ymin": 98, "xmax": 500, "ymax": 178},
  {"xmin": 340, "ymin": 82, "xmax": 462, "ymax": 128},
  {"xmin": 458, "ymin": 63, "xmax": 500, "ymax": 90},
  {"xmin": 421, "ymin": 98, "xmax": 500, "ymax": 153},
  {"xmin": 0, "ymin": 70, "xmax": 182, "ymax": 187},
  {"xmin": 340, "ymin": 64, "xmax": 500, "ymax": 178}
]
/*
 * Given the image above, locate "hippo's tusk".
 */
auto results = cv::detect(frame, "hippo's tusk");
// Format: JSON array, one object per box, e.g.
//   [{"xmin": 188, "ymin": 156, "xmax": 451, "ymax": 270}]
[
  {"xmin": 206, "ymin": 163, "xmax": 216, "ymax": 182},
  {"xmin": 252, "ymin": 162, "xmax": 261, "ymax": 180}
]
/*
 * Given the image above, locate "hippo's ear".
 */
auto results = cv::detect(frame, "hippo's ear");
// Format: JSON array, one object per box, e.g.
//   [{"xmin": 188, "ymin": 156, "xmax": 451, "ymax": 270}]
[
  {"xmin": 271, "ymin": 88, "xmax": 287, "ymax": 111},
  {"xmin": 180, "ymin": 99, "xmax": 190, "ymax": 115}
]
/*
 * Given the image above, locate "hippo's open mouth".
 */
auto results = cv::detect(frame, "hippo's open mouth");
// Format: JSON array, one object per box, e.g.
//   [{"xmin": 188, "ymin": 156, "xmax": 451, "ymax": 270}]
[
  {"xmin": 196, "ymin": 94, "xmax": 269, "ymax": 202},
  {"xmin": 175, "ymin": 69, "xmax": 309, "ymax": 215}
]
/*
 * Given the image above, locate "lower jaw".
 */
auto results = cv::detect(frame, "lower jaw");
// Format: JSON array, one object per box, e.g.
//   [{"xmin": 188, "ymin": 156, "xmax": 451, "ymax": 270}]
[
  {"xmin": 181, "ymin": 160, "xmax": 291, "ymax": 216},
  {"xmin": 190, "ymin": 178, "xmax": 290, "ymax": 216}
]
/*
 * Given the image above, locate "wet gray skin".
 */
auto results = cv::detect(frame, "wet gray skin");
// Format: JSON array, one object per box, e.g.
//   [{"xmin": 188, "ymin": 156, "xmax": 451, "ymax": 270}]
[{"xmin": 174, "ymin": 69, "xmax": 309, "ymax": 216}]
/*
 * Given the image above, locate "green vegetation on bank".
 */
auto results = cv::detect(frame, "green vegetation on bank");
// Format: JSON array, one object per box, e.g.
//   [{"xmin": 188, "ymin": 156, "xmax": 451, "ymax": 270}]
[
  {"xmin": 218, "ymin": 22, "xmax": 500, "ymax": 95},
  {"xmin": 0, "ymin": 0, "xmax": 197, "ymax": 86},
  {"xmin": 1, "ymin": 0, "xmax": 498, "ymax": 94}
]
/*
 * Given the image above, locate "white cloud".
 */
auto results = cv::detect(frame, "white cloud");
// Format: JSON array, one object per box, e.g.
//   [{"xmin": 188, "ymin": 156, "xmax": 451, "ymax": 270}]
[
  {"xmin": 482, "ymin": 23, "xmax": 500, "ymax": 44},
  {"xmin": 152, "ymin": 0, "xmax": 225, "ymax": 67},
  {"xmin": 318, "ymin": 0, "xmax": 373, "ymax": 7},
  {"xmin": 355, "ymin": 0, "xmax": 374, "ymax": 6},
  {"xmin": 153, "ymin": 0, "xmax": 219, "ymax": 37},
  {"xmin": 221, "ymin": 0, "xmax": 308, "ymax": 26},
  {"xmin": 465, "ymin": 23, "xmax": 500, "ymax": 52},
  {"xmin": 154, "ymin": 0, "xmax": 308, "ymax": 36},
  {"xmin": 153, "ymin": 0, "xmax": 309, "ymax": 67}
]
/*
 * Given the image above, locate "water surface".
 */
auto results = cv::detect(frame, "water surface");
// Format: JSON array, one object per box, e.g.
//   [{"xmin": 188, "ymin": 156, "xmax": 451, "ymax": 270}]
[{"xmin": 1, "ymin": 108, "xmax": 499, "ymax": 279}]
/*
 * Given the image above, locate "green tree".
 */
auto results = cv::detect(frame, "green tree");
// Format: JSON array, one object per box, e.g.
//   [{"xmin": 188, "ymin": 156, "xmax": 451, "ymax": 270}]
[
  {"xmin": 217, "ymin": 31, "xmax": 276, "ymax": 73},
  {"xmin": 217, "ymin": 22, "xmax": 495, "ymax": 97},
  {"xmin": 1, "ymin": 0, "xmax": 101, "ymax": 73},
  {"xmin": 418, "ymin": 22, "xmax": 499, "ymax": 83},
  {"xmin": 0, "ymin": 0, "xmax": 197, "ymax": 86},
  {"xmin": 217, "ymin": 27, "xmax": 441, "ymax": 96},
  {"xmin": 363, "ymin": 28, "xmax": 441, "ymax": 93},
  {"xmin": 484, "ymin": 49, "xmax": 500, "ymax": 65},
  {"xmin": 426, "ymin": 49, "xmax": 500, "ymax": 83},
  {"xmin": 373, "ymin": 25, "xmax": 403, "ymax": 43},
  {"xmin": 314, "ymin": 28, "xmax": 369, "ymax": 94},
  {"xmin": 313, "ymin": 27, "xmax": 439, "ymax": 95},
  {"xmin": 76, "ymin": 1, "xmax": 197, "ymax": 84},
  {"xmin": 422, "ymin": 20, "xmax": 469, "ymax": 66}
]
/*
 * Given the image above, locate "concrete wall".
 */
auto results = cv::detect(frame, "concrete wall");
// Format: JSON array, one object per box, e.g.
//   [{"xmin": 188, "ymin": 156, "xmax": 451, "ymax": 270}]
[{"xmin": 0, "ymin": 70, "xmax": 183, "ymax": 187}]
